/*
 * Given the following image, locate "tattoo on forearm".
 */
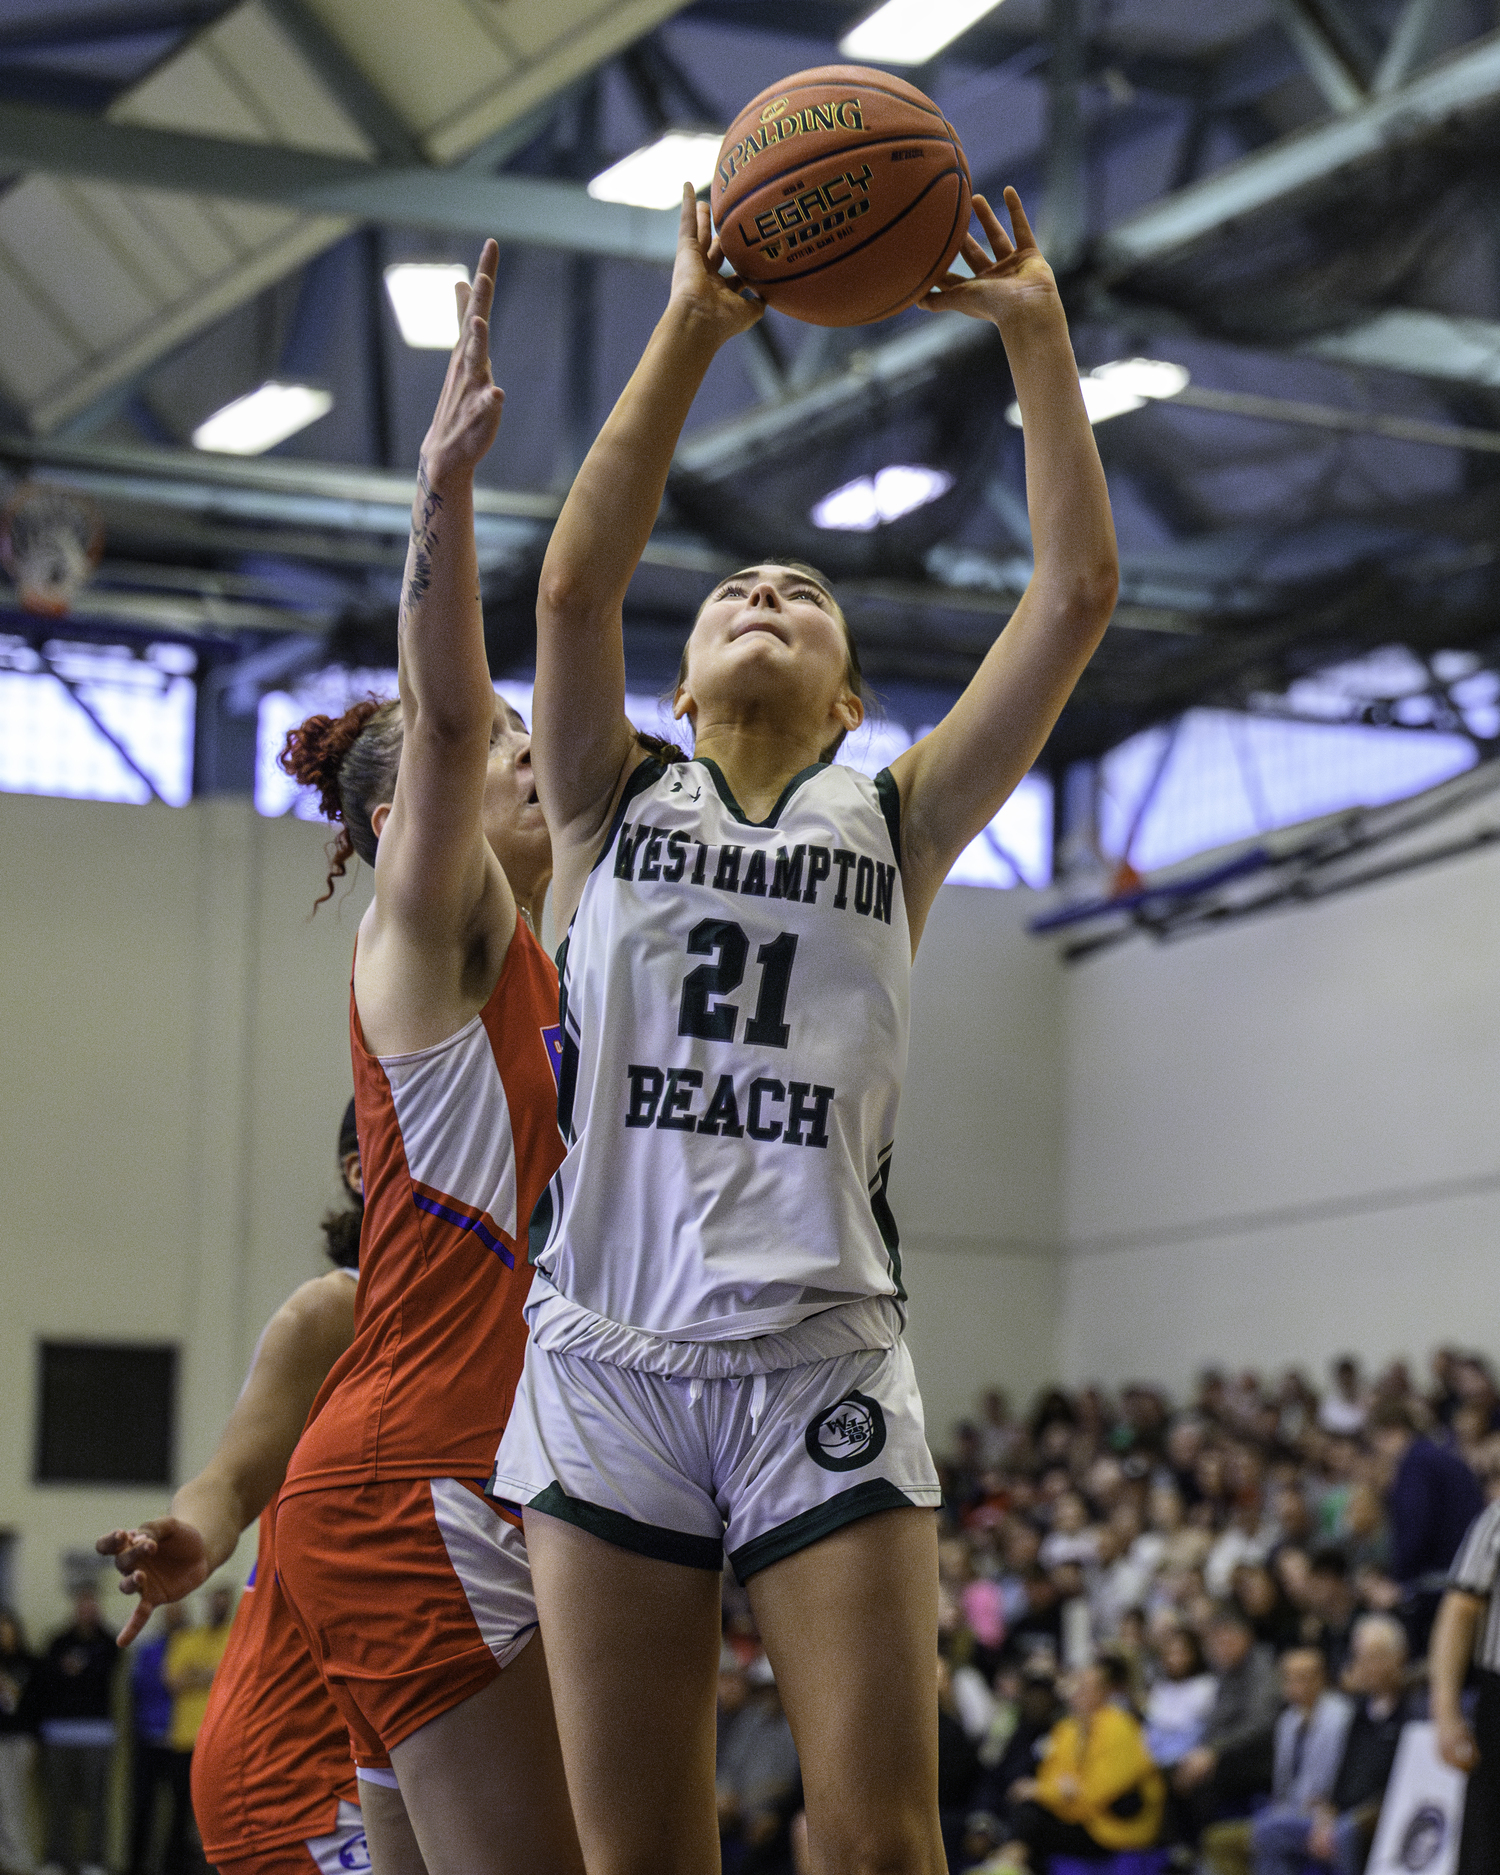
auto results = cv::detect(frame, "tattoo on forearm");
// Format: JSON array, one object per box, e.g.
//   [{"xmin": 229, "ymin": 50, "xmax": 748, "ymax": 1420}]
[{"xmin": 400, "ymin": 455, "xmax": 445, "ymax": 628}]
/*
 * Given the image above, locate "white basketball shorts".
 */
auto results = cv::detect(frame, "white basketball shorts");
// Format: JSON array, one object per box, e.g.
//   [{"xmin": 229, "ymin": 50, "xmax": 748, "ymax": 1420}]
[
  {"xmin": 490, "ymin": 1338, "xmax": 941, "ymax": 1581},
  {"xmin": 306, "ymin": 1800, "xmax": 372, "ymax": 1874}
]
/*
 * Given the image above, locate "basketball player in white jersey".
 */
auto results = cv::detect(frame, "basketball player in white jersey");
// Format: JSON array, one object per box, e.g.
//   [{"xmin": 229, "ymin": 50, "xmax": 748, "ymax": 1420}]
[{"xmin": 491, "ymin": 185, "xmax": 1118, "ymax": 1875}]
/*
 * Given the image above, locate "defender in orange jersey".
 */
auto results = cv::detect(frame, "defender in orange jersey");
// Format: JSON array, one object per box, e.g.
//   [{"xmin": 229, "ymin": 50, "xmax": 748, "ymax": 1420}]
[
  {"xmin": 272, "ymin": 239, "xmax": 581, "ymax": 1875},
  {"xmin": 99, "ymin": 1110, "xmax": 423, "ymax": 1875}
]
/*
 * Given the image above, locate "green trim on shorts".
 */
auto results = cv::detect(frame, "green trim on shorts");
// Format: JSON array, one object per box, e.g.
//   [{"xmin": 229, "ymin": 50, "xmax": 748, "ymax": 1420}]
[
  {"xmin": 728, "ymin": 1479, "xmax": 918, "ymax": 1583},
  {"xmin": 527, "ymin": 1482, "xmax": 724, "ymax": 1571}
]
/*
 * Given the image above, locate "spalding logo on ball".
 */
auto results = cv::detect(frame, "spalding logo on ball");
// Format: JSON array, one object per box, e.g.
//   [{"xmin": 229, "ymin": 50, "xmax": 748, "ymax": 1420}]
[{"xmin": 712, "ymin": 65, "xmax": 972, "ymax": 328}]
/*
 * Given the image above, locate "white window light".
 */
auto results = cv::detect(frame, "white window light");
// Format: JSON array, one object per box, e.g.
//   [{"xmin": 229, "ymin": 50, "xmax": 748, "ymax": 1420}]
[
  {"xmin": 384, "ymin": 262, "xmax": 471, "ymax": 350},
  {"xmin": 193, "ymin": 382, "xmax": 333, "ymax": 456},
  {"xmin": 812, "ymin": 464, "xmax": 954, "ymax": 532},
  {"xmin": 840, "ymin": 0, "xmax": 1006, "ymax": 66},
  {"xmin": 0, "ymin": 637, "xmax": 195, "ymax": 806},
  {"xmin": 587, "ymin": 131, "xmax": 724, "ymax": 211},
  {"xmin": 1006, "ymin": 357, "xmax": 1190, "ymax": 428},
  {"xmin": 1099, "ymin": 708, "xmax": 1475, "ymax": 875}
]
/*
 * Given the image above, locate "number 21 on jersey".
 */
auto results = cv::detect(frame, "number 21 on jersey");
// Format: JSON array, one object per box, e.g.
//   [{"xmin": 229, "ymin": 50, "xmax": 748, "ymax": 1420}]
[{"xmin": 678, "ymin": 920, "xmax": 798, "ymax": 1049}]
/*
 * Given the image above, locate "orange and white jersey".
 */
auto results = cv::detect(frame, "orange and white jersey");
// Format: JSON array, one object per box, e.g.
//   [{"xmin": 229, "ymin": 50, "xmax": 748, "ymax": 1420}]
[
  {"xmin": 284, "ymin": 918, "xmax": 564, "ymax": 1495},
  {"xmin": 191, "ymin": 1503, "xmax": 361, "ymax": 1860}
]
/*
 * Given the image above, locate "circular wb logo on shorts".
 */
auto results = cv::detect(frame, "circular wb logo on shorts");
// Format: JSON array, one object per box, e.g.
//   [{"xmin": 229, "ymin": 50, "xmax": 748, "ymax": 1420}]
[
  {"xmin": 1398, "ymin": 1805, "xmax": 1447, "ymax": 1870},
  {"xmin": 805, "ymin": 1391, "xmax": 887, "ymax": 1471}
]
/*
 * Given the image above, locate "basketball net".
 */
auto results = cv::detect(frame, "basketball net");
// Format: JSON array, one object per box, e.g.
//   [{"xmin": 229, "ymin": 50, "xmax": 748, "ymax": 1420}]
[{"xmin": 1, "ymin": 483, "xmax": 103, "ymax": 617}]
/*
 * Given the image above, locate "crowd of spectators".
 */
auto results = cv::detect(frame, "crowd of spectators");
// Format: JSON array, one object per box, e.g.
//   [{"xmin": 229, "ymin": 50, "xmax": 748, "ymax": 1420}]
[
  {"xmin": 1, "ymin": 1348, "xmax": 1491, "ymax": 1874},
  {"xmin": 715, "ymin": 1347, "xmax": 1500, "ymax": 1873},
  {"xmin": 0, "ymin": 1584, "xmax": 234, "ymax": 1875}
]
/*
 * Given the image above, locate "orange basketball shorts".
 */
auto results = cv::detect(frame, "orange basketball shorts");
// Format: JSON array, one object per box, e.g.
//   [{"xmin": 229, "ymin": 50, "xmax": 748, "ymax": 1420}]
[
  {"xmin": 211, "ymin": 1799, "xmax": 371, "ymax": 1874},
  {"xmin": 274, "ymin": 1477, "xmax": 537, "ymax": 1765}
]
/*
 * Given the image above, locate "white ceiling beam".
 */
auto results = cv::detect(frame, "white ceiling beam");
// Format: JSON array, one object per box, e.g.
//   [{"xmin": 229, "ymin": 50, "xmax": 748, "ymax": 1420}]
[
  {"xmin": 1373, "ymin": 0, "xmax": 1451, "ymax": 94},
  {"xmin": 1271, "ymin": 0, "xmax": 1368, "ymax": 114},
  {"xmin": 257, "ymin": 0, "xmax": 423, "ymax": 164},
  {"xmin": 0, "ymin": 432, "xmax": 559, "ymax": 549},
  {"xmin": 0, "ymin": 99, "xmax": 680, "ymax": 262},
  {"xmin": 1302, "ymin": 309, "xmax": 1500, "ymax": 386},
  {"xmin": 1098, "ymin": 25, "xmax": 1500, "ymax": 272}
]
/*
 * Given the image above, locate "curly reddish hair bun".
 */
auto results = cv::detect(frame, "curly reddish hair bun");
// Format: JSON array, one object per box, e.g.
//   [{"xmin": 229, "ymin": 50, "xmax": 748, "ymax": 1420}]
[{"xmin": 279, "ymin": 697, "xmax": 402, "ymax": 906}]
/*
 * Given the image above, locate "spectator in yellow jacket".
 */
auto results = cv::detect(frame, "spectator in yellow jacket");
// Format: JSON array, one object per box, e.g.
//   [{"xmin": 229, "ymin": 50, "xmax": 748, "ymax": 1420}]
[{"xmin": 999, "ymin": 1656, "xmax": 1166, "ymax": 1868}]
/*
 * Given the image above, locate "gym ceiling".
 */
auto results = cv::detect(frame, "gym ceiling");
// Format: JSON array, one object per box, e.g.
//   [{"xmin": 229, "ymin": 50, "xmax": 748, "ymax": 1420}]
[{"xmin": 2, "ymin": 0, "xmax": 1500, "ymax": 788}]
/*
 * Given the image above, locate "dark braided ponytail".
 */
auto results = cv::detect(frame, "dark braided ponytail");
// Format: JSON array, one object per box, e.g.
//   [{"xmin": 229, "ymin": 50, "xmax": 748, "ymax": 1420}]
[{"xmin": 278, "ymin": 697, "xmax": 403, "ymax": 906}]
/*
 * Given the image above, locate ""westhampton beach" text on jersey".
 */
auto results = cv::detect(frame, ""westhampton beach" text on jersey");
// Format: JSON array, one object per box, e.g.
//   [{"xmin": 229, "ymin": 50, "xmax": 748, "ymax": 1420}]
[{"xmin": 528, "ymin": 757, "xmax": 912, "ymax": 1353}]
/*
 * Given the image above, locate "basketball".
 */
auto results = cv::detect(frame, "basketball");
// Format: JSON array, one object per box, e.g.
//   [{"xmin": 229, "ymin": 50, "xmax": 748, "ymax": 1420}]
[{"xmin": 711, "ymin": 65, "xmax": 972, "ymax": 328}]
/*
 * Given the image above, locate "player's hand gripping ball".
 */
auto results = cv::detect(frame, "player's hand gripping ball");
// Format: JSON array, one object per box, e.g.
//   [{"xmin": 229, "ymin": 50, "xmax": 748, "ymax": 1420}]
[{"xmin": 711, "ymin": 65, "xmax": 972, "ymax": 328}]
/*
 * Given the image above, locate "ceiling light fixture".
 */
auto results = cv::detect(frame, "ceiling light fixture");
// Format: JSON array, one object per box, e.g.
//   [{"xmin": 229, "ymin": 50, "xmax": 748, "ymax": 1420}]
[
  {"xmin": 192, "ymin": 382, "xmax": 333, "ymax": 456},
  {"xmin": 1006, "ymin": 357, "xmax": 1190, "ymax": 428},
  {"xmin": 839, "ymin": 0, "xmax": 1007, "ymax": 66},
  {"xmin": 384, "ymin": 262, "xmax": 471, "ymax": 349},
  {"xmin": 812, "ymin": 464, "xmax": 954, "ymax": 531},
  {"xmin": 587, "ymin": 130, "xmax": 724, "ymax": 211}
]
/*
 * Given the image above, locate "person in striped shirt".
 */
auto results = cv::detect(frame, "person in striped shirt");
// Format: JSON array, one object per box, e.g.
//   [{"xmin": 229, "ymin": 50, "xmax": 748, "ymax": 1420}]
[{"xmin": 1430, "ymin": 1494, "xmax": 1500, "ymax": 1875}]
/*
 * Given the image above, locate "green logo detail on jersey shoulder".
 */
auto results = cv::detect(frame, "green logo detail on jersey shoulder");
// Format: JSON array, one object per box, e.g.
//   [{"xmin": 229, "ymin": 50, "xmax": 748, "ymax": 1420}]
[{"xmin": 804, "ymin": 1390, "xmax": 887, "ymax": 1472}]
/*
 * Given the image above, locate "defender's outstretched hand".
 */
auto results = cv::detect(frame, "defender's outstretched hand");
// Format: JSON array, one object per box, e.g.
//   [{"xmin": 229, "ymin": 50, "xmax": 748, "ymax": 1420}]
[
  {"xmin": 422, "ymin": 237, "xmax": 507, "ymax": 486},
  {"xmin": 920, "ymin": 189, "xmax": 1058, "ymax": 327},
  {"xmin": 668, "ymin": 184, "xmax": 764, "ymax": 344},
  {"xmin": 97, "ymin": 1517, "xmax": 210, "ymax": 1646}
]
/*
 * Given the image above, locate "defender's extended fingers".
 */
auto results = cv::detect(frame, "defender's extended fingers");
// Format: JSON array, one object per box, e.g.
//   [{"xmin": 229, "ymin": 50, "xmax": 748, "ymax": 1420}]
[
  {"xmin": 468, "ymin": 257, "xmax": 498, "ymax": 321},
  {"xmin": 696, "ymin": 200, "xmax": 715, "ymax": 253},
  {"xmin": 463, "ymin": 313, "xmax": 490, "ymax": 363},
  {"xmin": 116, "ymin": 1597, "xmax": 155, "ymax": 1648},
  {"xmin": 679, "ymin": 182, "xmax": 701, "ymax": 244},
  {"xmin": 1000, "ymin": 186, "xmax": 1036, "ymax": 249},
  {"xmin": 96, "ymin": 1530, "xmax": 129, "ymax": 1557},
  {"xmin": 474, "ymin": 237, "xmax": 500, "ymax": 286}
]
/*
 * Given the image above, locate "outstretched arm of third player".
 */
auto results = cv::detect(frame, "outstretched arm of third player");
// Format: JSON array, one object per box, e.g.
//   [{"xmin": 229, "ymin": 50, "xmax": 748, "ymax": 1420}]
[
  {"xmin": 96, "ymin": 1271, "xmax": 356, "ymax": 1645},
  {"xmin": 370, "ymin": 240, "xmax": 514, "ymax": 962}
]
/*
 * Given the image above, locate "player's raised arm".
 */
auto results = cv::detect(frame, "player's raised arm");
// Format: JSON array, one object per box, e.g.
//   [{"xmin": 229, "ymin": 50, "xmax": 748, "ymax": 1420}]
[
  {"xmin": 890, "ymin": 190, "xmax": 1119, "ymax": 943},
  {"xmin": 534, "ymin": 187, "xmax": 762, "ymax": 923},
  {"xmin": 370, "ymin": 239, "xmax": 512, "ymax": 954},
  {"xmin": 97, "ymin": 1272, "xmax": 356, "ymax": 1645}
]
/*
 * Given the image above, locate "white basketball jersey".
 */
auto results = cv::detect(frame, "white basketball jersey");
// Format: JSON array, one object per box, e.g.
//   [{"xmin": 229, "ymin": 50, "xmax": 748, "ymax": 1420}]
[{"xmin": 530, "ymin": 756, "xmax": 910, "ymax": 1350}]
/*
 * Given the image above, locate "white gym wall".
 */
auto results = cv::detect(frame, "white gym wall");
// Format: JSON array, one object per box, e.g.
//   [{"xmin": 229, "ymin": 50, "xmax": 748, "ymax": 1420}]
[{"xmin": 1057, "ymin": 835, "xmax": 1500, "ymax": 1393}]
